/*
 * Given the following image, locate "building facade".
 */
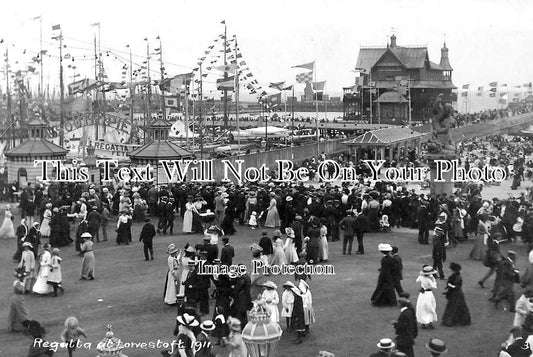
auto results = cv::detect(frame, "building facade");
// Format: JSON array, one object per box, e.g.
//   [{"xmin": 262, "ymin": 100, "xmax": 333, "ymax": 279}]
[{"xmin": 344, "ymin": 34, "xmax": 456, "ymax": 124}]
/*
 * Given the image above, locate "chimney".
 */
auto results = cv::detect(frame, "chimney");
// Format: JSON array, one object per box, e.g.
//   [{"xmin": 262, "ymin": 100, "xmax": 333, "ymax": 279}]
[{"xmin": 390, "ymin": 34, "xmax": 397, "ymax": 49}]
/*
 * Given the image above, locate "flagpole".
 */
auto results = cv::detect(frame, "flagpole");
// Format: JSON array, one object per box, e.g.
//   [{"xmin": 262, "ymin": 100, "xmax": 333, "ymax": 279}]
[
  {"xmin": 369, "ymin": 71, "xmax": 373, "ymax": 125},
  {"xmin": 291, "ymin": 85, "xmax": 295, "ymax": 133},
  {"xmin": 185, "ymin": 80, "xmax": 189, "ymax": 149},
  {"xmin": 223, "ymin": 21, "xmax": 228, "ymax": 131},
  {"xmin": 314, "ymin": 62, "xmax": 319, "ymax": 144},
  {"xmin": 192, "ymin": 78, "xmax": 195, "ymax": 148},
  {"xmin": 58, "ymin": 28, "xmax": 65, "ymax": 147},
  {"xmin": 235, "ymin": 37, "xmax": 240, "ymax": 152},
  {"xmin": 127, "ymin": 44, "xmax": 135, "ymax": 143},
  {"xmin": 158, "ymin": 36, "xmax": 166, "ymax": 119},
  {"xmin": 199, "ymin": 64, "xmax": 203, "ymax": 160},
  {"xmin": 39, "ymin": 17, "xmax": 43, "ymax": 97},
  {"xmin": 407, "ymin": 76, "xmax": 412, "ymax": 125}
]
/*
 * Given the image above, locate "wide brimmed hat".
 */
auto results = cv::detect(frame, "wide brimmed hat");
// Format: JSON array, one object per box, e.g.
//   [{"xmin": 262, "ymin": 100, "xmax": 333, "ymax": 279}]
[
  {"xmin": 377, "ymin": 338, "xmax": 395, "ymax": 350},
  {"xmin": 22, "ymin": 242, "xmax": 33, "ymax": 248},
  {"xmin": 200, "ymin": 320, "xmax": 215, "ymax": 331},
  {"xmin": 52, "ymin": 248, "xmax": 61, "ymax": 255},
  {"xmin": 185, "ymin": 246, "xmax": 195, "ymax": 253},
  {"xmin": 285, "ymin": 227, "xmax": 295, "ymax": 238},
  {"xmin": 378, "ymin": 243, "xmax": 392, "ymax": 252},
  {"xmin": 261, "ymin": 281, "xmax": 277, "ymax": 289},
  {"xmin": 286, "ymin": 196, "xmax": 293, "ymax": 202},
  {"xmin": 426, "ymin": 338, "xmax": 447, "ymax": 354},
  {"xmin": 282, "ymin": 281, "xmax": 295, "ymax": 289},
  {"xmin": 167, "ymin": 244, "xmax": 179, "ymax": 255},
  {"xmin": 250, "ymin": 243, "xmax": 263, "ymax": 254},
  {"xmin": 81, "ymin": 232, "xmax": 92, "ymax": 239},
  {"xmin": 228, "ymin": 317, "xmax": 242, "ymax": 331},
  {"xmin": 176, "ymin": 313, "xmax": 199, "ymax": 327},
  {"xmin": 421, "ymin": 265, "xmax": 437, "ymax": 275},
  {"xmin": 273, "ymin": 229, "xmax": 282, "ymax": 237}
]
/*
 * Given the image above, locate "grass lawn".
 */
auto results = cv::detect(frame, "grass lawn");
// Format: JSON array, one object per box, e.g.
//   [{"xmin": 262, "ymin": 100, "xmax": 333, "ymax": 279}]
[{"xmin": 0, "ymin": 202, "xmax": 522, "ymax": 357}]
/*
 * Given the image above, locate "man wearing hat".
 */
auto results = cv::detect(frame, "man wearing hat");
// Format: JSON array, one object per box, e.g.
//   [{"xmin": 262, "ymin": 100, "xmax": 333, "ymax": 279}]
[
  {"xmin": 291, "ymin": 216, "xmax": 304, "ymax": 254},
  {"xmin": 195, "ymin": 320, "xmax": 216, "ymax": 357},
  {"xmin": 172, "ymin": 313, "xmax": 199, "ymax": 357},
  {"xmin": 214, "ymin": 191, "xmax": 226, "ymax": 226},
  {"xmin": 370, "ymin": 338, "xmax": 395, "ymax": 357},
  {"xmin": 259, "ymin": 231, "xmax": 274, "ymax": 258},
  {"xmin": 157, "ymin": 196, "xmax": 168, "ymax": 234},
  {"xmin": 426, "ymin": 337, "xmax": 447, "ymax": 356},
  {"xmin": 339, "ymin": 210, "xmax": 356, "ymax": 255},
  {"xmin": 417, "ymin": 200, "xmax": 431, "ymax": 245},
  {"xmin": 493, "ymin": 251, "xmax": 519, "ymax": 312},
  {"xmin": 393, "ymin": 295, "xmax": 417, "ymax": 357},
  {"xmin": 139, "ymin": 218, "xmax": 156, "ymax": 261},
  {"xmin": 432, "ymin": 227, "xmax": 446, "ymax": 280}
]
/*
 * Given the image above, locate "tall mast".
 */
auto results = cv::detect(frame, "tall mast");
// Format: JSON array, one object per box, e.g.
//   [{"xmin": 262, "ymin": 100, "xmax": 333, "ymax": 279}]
[
  {"xmin": 158, "ymin": 36, "xmax": 166, "ymax": 119},
  {"xmin": 199, "ymin": 64, "xmax": 203, "ymax": 159},
  {"xmin": 223, "ymin": 21, "xmax": 228, "ymax": 130},
  {"xmin": 97, "ymin": 23, "xmax": 106, "ymax": 138},
  {"xmin": 52, "ymin": 26, "xmax": 65, "ymax": 147},
  {"xmin": 234, "ymin": 36, "xmax": 240, "ymax": 150},
  {"xmin": 127, "ymin": 44, "xmax": 134, "ymax": 140},
  {"xmin": 145, "ymin": 38, "xmax": 152, "ymax": 122},
  {"xmin": 5, "ymin": 45, "xmax": 13, "ymax": 150},
  {"xmin": 39, "ymin": 17, "xmax": 43, "ymax": 97}
]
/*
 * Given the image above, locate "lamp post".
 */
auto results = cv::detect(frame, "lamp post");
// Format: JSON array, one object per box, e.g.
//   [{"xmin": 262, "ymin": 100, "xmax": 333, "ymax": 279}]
[{"xmin": 242, "ymin": 301, "xmax": 282, "ymax": 357}]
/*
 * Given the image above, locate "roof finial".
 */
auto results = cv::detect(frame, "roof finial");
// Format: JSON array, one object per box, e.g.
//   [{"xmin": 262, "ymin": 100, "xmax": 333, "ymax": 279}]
[{"xmin": 442, "ymin": 33, "xmax": 447, "ymax": 47}]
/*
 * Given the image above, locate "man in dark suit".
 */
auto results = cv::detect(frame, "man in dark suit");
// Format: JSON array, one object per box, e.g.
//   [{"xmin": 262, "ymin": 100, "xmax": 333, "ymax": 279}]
[
  {"xmin": 220, "ymin": 236, "xmax": 234, "ymax": 266},
  {"xmin": 259, "ymin": 231, "xmax": 273, "ymax": 256},
  {"xmin": 306, "ymin": 219, "xmax": 321, "ymax": 264},
  {"xmin": 87, "ymin": 207, "xmax": 102, "ymax": 242},
  {"xmin": 354, "ymin": 210, "xmax": 370, "ymax": 254},
  {"xmin": 139, "ymin": 218, "xmax": 156, "ymax": 261},
  {"xmin": 417, "ymin": 200, "xmax": 431, "ymax": 244},
  {"xmin": 339, "ymin": 211, "xmax": 356, "ymax": 255},
  {"xmin": 393, "ymin": 296, "xmax": 418, "ymax": 357}
]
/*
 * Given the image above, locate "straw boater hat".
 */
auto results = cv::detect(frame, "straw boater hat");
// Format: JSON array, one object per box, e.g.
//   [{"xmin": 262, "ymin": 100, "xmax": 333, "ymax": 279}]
[
  {"xmin": 376, "ymin": 338, "xmax": 395, "ymax": 350},
  {"xmin": 176, "ymin": 313, "xmax": 199, "ymax": 327},
  {"xmin": 185, "ymin": 246, "xmax": 195, "ymax": 253},
  {"xmin": 285, "ymin": 227, "xmax": 295, "ymax": 238},
  {"xmin": 22, "ymin": 242, "xmax": 33, "ymax": 248},
  {"xmin": 426, "ymin": 337, "xmax": 447, "ymax": 354},
  {"xmin": 81, "ymin": 232, "xmax": 92, "ymax": 239},
  {"xmin": 378, "ymin": 243, "xmax": 393, "ymax": 252},
  {"xmin": 200, "ymin": 320, "xmax": 215, "ymax": 331},
  {"xmin": 261, "ymin": 281, "xmax": 277, "ymax": 290},
  {"xmin": 421, "ymin": 265, "xmax": 437, "ymax": 276},
  {"xmin": 282, "ymin": 281, "xmax": 295, "ymax": 289}
]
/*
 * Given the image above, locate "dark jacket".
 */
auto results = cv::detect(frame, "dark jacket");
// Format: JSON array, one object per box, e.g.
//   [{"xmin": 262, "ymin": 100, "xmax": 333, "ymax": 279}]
[
  {"xmin": 139, "ymin": 222, "xmax": 156, "ymax": 243},
  {"xmin": 394, "ymin": 306, "xmax": 418, "ymax": 347},
  {"xmin": 220, "ymin": 244, "xmax": 235, "ymax": 266}
]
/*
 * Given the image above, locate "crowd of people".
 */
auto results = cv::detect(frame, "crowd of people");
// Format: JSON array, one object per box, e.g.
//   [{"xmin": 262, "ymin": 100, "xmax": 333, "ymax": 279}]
[{"xmin": 4, "ymin": 131, "xmax": 533, "ymax": 356}]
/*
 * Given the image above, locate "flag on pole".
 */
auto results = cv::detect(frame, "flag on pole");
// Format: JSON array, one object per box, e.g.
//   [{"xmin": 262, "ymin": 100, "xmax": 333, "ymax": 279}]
[
  {"xmin": 52, "ymin": 24, "xmax": 61, "ymax": 31},
  {"xmin": 269, "ymin": 81, "xmax": 285, "ymax": 91},
  {"xmin": 221, "ymin": 20, "xmax": 226, "ymax": 24},
  {"xmin": 312, "ymin": 81, "xmax": 326, "ymax": 92},
  {"xmin": 292, "ymin": 61, "xmax": 315, "ymax": 71},
  {"xmin": 216, "ymin": 75, "xmax": 236, "ymax": 90},
  {"xmin": 164, "ymin": 95, "xmax": 180, "ymax": 108},
  {"xmin": 462, "ymin": 84, "xmax": 470, "ymax": 89},
  {"xmin": 296, "ymin": 72, "xmax": 313, "ymax": 83},
  {"xmin": 31, "ymin": 16, "xmax": 41, "ymax": 20},
  {"xmin": 213, "ymin": 64, "xmax": 237, "ymax": 72},
  {"xmin": 489, "ymin": 81, "xmax": 498, "ymax": 87},
  {"xmin": 282, "ymin": 85, "xmax": 293, "ymax": 91}
]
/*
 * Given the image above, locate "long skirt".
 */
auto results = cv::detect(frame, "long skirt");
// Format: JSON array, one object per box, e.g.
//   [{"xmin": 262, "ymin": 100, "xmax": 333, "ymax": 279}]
[
  {"xmin": 81, "ymin": 252, "xmax": 95, "ymax": 279},
  {"xmin": 442, "ymin": 290, "xmax": 471, "ymax": 326},
  {"xmin": 291, "ymin": 294, "xmax": 305, "ymax": 331},
  {"xmin": 163, "ymin": 270, "xmax": 177, "ymax": 305},
  {"xmin": 0, "ymin": 217, "xmax": 15, "ymax": 239},
  {"xmin": 182, "ymin": 211, "xmax": 193, "ymax": 233},
  {"xmin": 32, "ymin": 271, "xmax": 53, "ymax": 295},
  {"xmin": 318, "ymin": 236, "xmax": 329, "ymax": 261},
  {"xmin": 265, "ymin": 208, "xmax": 280, "ymax": 228},
  {"xmin": 7, "ymin": 294, "xmax": 30, "ymax": 332},
  {"xmin": 416, "ymin": 291, "xmax": 438, "ymax": 324},
  {"xmin": 40, "ymin": 219, "xmax": 51, "ymax": 237},
  {"xmin": 285, "ymin": 243, "xmax": 298, "ymax": 264},
  {"xmin": 271, "ymin": 247, "xmax": 287, "ymax": 266},
  {"xmin": 469, "ymin": 235, "xmax": 487, "ymax": 260}
]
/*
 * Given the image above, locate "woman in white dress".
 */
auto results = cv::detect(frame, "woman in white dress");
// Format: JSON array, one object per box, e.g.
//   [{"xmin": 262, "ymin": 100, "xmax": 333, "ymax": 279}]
[
  {"xmin": 32, "ymin": 243, "xmax": 54, "ymax": 295},
  {"xmin": 416, "ymin": 265, "xmax": 438, "ymax": 329},
  {"xmin": 281, "ymin": 281, "xmax": 295, "ymax": 330},
  {"xmin": 270, "ymin": 237, "xmax": 288, "ymax": 266},
  {"xmin": 79, "ymin": 233, "xmax": 95, "ymax": 280},
  {"xmin": 0, "ymin": 205, "xmax": 16, "ymax": 239},
  {"xmin": 265, "ymin": 193, "xmax": 280, "ymax": 228},
  {"xmin": 182, "ymin": 195, "xmax": 195, "ymax": 233},
  {"xmin": 318, "ymin": 219, "xmax": 329, "ymax": 262},
  {"xmin": 177, "ymin": 246, "xmax": 195, "ymax": 297},
  {"xmin": 18, "ymin": 242, "xmax": 36, "ymax": 293},
  {"xmin": 164, "ymin": 244, "xmax": 180, "ymax": 305},
  {"xmin": 299, "ymin": 280, "xmax": 315, "ymax": 333},
  {"xmin": 39, "ymin": 203, "xmax": 53, "ymax": 238},
  {"xmin": 284, "ymin": 228, "xmax": 298, "ymax": 264},
  {"xmin": 260, "ymin": 281, "xmax": 280, "ymax": 323}
]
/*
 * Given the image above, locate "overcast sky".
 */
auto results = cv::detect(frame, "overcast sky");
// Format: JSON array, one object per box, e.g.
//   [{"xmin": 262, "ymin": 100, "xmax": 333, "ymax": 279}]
[{"xmin": 1, "ymin": 0, "xmax": 533, "ymax": 99}]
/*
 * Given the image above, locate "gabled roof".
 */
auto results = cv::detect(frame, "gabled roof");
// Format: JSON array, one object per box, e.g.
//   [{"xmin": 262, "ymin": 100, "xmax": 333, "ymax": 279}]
[
  {"xmin": 129, "ymin": 140, "xmax": 194, "ymax": 160},
  {"xmin": 6, "ymin": 139, "xmax": 69, "ymax": 157},
  {"xmin": 374, "ymin": 91, "xmax": 409, "ymax": 103},
  {"xmin": 429, "ymin": 61, "xmax": 445, "ymax": 71},
  {"xmin": 356, "ymin": 46, "xmax": 428, "ymax": 72},
  {"xmin": 345, "ymin": 126, "xmax": 427, "ymax": 146}
]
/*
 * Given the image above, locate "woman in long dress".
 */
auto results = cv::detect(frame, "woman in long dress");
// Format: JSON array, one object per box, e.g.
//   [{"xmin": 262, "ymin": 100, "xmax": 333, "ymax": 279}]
[
  {"xmin": 39, "ymin": 203, "xmax": 52, "ymax": 238},
  {"xmin": 250, "ymin": 244, "xmax": 267, "ymax": 300},
  {"xmin": 79, "ymin": 233, "xmax": 95, "ymax": 280},
  {"xmin": 7, "ymin": 268, "xmax": 30, "ymax": 332},
  {"xmin": 284, "ymin": 228, "xmax": 299, "ymax": 264},
  {"xmin": 442, "ymin": 262, "xmax": 471, "ymax": 326},
  {"xmin": 270, "ymin": 236, "xmax": 288, "ymax": 266},
  {"xmin": 182, "ymin": 196, "xmax": 195, "ymax": 233},
  {"xmin": 281, "ymin": 281, "xmax": 295, "ymax": 330},
  {"xmin": 177, "ymin": 246, "xmax": 195, "ymax": 297},
  {"xmin": 415, "ymin": 265, "xmax": 438, "ymax": 329},
  {"xmin": 164, "ymin": 244, "xmax": 180, "ymax": 305},
  {"xmin": 265, "ymin": 193, "xmax": 280, "ymax": 228},
  {"xmin": 260, "ymin": 281, "xmax": 280, "ymax": 323},
  {"xmin": 32, "ymin": 243, "xmax": 54, "ymax": 295},
  {"xmin": 470, "ymin": 214, "xmax": 490, "ymax": 260},
  {"xmin": 299, "ymin": 280, "xmax": 315, "ymax": 334},
  {"xmin": 371, "ymin": 244, "xmax": 397, "ymax": 307},
  {"xmin": 18, "ymin": 242, "xmax": 35, "ymax": 293},
  {"xmin": 116, "ymin": 211, "xmax": 132, "ymax": 245},
  {"xmin": 0, "ymin": 205, "xmax": 15, "ymax": 239},
  {"xmin": 318, "ymin": 219, "xmax": 329, "ymax": 262}
]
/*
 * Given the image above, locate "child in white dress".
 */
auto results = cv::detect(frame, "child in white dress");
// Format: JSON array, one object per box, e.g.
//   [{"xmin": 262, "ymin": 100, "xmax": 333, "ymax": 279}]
[{"xmin": 249, "ymin": 211, "xmax": 258, "ymax": 229}]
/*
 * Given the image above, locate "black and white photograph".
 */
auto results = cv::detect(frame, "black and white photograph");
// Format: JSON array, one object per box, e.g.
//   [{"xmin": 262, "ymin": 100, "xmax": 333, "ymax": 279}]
[{"xmin": 0, "ymin": 0, "xmax": 533, "ymax": 356}]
